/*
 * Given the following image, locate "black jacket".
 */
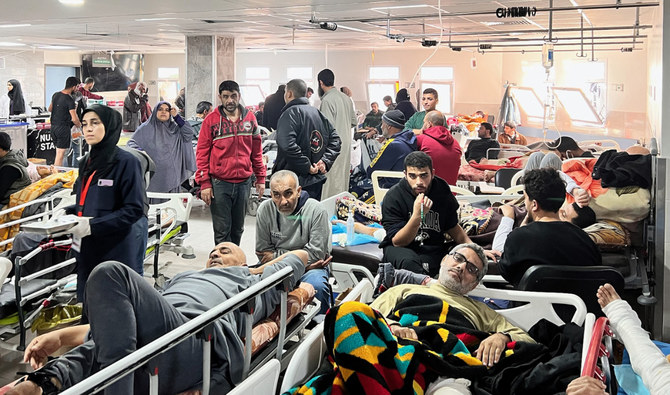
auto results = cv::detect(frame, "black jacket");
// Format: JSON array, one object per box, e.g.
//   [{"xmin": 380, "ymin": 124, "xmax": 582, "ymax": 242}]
[
  {"xmin": 273, "ymin": 97, "xmax": 341, "ymax": 187},
  {"xmin": 262, "ymin": 87, "xmax": 286, "ymax": 130}
]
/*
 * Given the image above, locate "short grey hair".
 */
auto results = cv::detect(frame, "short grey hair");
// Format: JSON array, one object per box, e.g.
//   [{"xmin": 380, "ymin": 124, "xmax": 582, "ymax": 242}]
[
  {"xmin": 270, "ymin": 170, "xmax": 299, "ymax": 187},
  {"xmin": 451, "ymin": 243, "xmax": 488, "ymax": 281},
  {"xmin": 286, "ymin": 79, "xmax": 307, "ymax": 98}
]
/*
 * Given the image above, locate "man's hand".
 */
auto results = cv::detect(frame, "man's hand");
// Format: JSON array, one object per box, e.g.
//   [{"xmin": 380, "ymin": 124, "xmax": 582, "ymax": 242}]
[
  {"xmin": 390, "ymin": 325, "xmax": 418, "ymax": 341},
  {"xmin": 256, "ymin": 251, "xmax": 274, "ymax": 264},
  {"xmin": 6, "ymin": 379, "xmax": 42, "ymax": 395},
  {"xmin": 306, "ymin": 256, "xmax": 332, "ymax": 271},
  {"xmin": 565, "ymin": 376, "xmax": 608, "ymax": 395},
  {"xmin": 316, "ymin": 160, "xmax": 327, "ymax": 174},
  {"xmin": 255, "ymin": 183, "xmax": 265, "ymax": 198},
  {"xmin": 309, "ymin": 164, "xmax": 319, "ymax": 175},
  {"xmin": 412, "ymin": 194, "xmax": 433, "ymax": 219},
  {"xmin": 200, "ymin": 188, "xmax": 213, "ymax": 206},
  {"xmin": 573, "ymin": 188, "xmax": 591, "ymax": 207},
  {"xmin": 475, "ymin": 332, "xmax": 509, "ymax": 367},
  {"xmin": 484, "ymin": 249, "xmax": 501, "ymax": 262},
  {"xmin": 24, "ymin": 331, "xmax": 63, "ymax": 370},
  {"xmin": 500, "ymin": 204, "xmax": 515, "ymax": 219},
  {"xmin": 365, "ymin": 129, "xmax": 377, "ymax": 139}
]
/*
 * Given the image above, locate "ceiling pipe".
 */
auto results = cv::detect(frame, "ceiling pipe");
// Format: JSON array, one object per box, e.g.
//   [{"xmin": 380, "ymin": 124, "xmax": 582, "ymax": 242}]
[
  {"xmin": 483, "ymin": 47, "xmax": 642, "ymax": 53},
  {"xmin": 548, "ymin": 0, "xmax": 554, "ymax": 42},
  {"xmin": 309, "ymin": 2, "xmax": 659, "ymax": 23},
  {"xmin": 442, "ymin": 34, "xmax": 647, "ymax": 44},
  {"xmin": 452, "ymin": 40, "xmax": 641, "ymax": 48},
  {"xmin": 389, "ymin": 25, "xmax": 652, "ymax": 39}
]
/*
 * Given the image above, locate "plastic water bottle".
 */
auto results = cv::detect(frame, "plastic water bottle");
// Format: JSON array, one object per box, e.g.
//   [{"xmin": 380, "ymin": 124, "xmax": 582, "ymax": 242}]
[{"xmin": 346, "ymin": 208, "xmax": 355, "ymax": 246}]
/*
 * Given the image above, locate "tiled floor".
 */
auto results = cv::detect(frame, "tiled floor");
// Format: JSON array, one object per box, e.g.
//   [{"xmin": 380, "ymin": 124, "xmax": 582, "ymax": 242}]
[{"xmin": 0, "ymin": 202, "xmax": 262, "ymax": 386}]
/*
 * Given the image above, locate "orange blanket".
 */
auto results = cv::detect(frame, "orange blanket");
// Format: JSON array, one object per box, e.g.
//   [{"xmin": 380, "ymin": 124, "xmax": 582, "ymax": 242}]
[{"xmin": 562, "ymin": 159, "xmax": 607, "ymax": 204}]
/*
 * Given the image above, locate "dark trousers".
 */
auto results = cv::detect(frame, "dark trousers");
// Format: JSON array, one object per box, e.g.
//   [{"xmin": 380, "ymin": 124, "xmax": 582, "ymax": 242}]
[
  {"xmin": 383, "ymin": 244, "xmax": 449, "ymax": 277},
  {"xmin": 302, "ymin": 180, "xmax": 325, "ymax": 201},
  {"xmin": 44, "ymin": 262, "xmax": 212, "ymax": 394},
  {"xmin": 210, "ymin": 177, "xmax": 251, "ymax": 245}
]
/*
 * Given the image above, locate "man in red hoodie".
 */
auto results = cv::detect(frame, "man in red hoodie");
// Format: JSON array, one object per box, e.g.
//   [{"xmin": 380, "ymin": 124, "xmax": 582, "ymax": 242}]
[
  {"xmin": 416, "ymin": 111, "xmax": 462, "ymax": 185},
  {"xmin": 196, "ymin": 80, "xmax": 266, "ymax": 244}
]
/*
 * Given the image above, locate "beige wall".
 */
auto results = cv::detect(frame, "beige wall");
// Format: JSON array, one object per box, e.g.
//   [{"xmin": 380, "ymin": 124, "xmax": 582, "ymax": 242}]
[
  {"xmin": 237, "ymin": 47, "xmax": 503, "ymax": 117},
  {"xmin": 144, "ymin": 53, "xmax": 186, "ymax": 106}
]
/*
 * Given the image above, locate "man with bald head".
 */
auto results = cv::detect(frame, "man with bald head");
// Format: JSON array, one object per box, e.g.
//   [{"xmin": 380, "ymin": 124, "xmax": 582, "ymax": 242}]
[
  {"xmin": 256, "ymin": 169, "xmax": 332, "ymax": 314},
  {"xmin": 11, "ymin": 245, "xmax": 307, "ymax": 394},
  {"xmin": 416, "ymin": 110, "xmax": 462, "ymax": 185}
]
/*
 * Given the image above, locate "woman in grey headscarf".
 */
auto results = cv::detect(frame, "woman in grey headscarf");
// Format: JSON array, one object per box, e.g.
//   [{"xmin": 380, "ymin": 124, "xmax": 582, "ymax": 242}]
[{"xmin": 128, "ymin": 101, "xmax": 196, "ymax": 193}]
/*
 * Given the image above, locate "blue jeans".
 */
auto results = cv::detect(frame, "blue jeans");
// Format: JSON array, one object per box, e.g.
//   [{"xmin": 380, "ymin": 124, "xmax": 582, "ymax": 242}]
[
  {"xmin": 301, "ymin": 268, "xmax": 332, "ymax": 314},
  {"xmin": 210, "ymin": 177, "xmax": 251, "ymax": 245}
]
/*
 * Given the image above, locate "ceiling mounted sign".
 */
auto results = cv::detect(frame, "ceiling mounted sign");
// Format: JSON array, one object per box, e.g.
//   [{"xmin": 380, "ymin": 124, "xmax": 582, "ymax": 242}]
[
  {"xmin": 496, "ymin": 7, "xmax": 538, "ymax": 18},
  {"xmin": 92, "ymin": 54, "xmax": 112, "ymax": 68}
]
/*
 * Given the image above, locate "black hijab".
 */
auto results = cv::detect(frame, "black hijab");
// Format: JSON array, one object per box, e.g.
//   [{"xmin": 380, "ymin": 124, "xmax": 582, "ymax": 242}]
[
  {"xmin": 79, "ymin": 104, "xmax": 122, "ymax": 181},
  {"xmin": 7, "ymin": 79, "xmax": 25, "ymax": 115}
]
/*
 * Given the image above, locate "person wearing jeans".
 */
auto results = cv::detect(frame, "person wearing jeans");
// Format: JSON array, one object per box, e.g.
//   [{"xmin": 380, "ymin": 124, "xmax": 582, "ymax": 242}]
[
  {"xmin": 210, "ymin": 176, "xmax": 252, "ymax": 245},
  {"xmin": 195, "ymin": 80, "xmax": 265, "ymax": 245}
]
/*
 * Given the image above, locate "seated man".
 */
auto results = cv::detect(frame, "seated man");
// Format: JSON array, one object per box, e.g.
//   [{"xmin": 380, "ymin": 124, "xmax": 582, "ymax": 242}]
[
  {"xmin": 366, "ymin": 109, "xmax": 416, "ymax": 189},
  {"xmin": 465, "ymin": 122, "xmax": 500, "ymax": 162},
  {"xmin": 497, "ymin": 121, "xmax": 528, "ymax": 145},
  {"xmin": 0, "ymin": 131, "xmax": 31, "ymax": 206},
  {"xmin": 381, "ymin": 151, "xmax": 495, "ymax": 277},
  {"xmin": 9, "ymin": 244, "xmax": 308, "ymax": 394},
  {"xmin": 552, "ymin": 136, "xmax": 594, "ymax": 159},
  {"xmin": 416, "ymin": 110, "xmax": 462, "ymax": 185},
  {"xmin": 361, "ymin": 101, "xmax": 384, "ymax": 130},
  {"xmin": 256, "ymin": 170, "xmax": 332, "ymax": 314},
  {"xmin": 498, "ymin": 168, "xmax": 601, "ymax": 287}
]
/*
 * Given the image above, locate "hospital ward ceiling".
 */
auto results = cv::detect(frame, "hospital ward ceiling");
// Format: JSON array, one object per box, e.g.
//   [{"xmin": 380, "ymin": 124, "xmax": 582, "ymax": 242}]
[{"xmin": 0, "ymin": 0, "xmax": 658, "ymax": 53}]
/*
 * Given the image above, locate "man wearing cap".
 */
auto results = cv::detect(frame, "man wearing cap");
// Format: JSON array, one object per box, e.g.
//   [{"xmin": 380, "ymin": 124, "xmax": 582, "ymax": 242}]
[
  {"xmin": 196, "ymin": 80, "xmax": 266, "ymax": 245},
  {"xmin": 366, "ymin": 109, "xmax": 417, "ymax": 189}
]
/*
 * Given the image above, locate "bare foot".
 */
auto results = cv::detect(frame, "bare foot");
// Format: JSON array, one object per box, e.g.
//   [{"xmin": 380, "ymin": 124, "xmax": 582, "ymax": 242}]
[{"xmin": 597, "ymin": 283, "xmax": 620, "ymax": 309}]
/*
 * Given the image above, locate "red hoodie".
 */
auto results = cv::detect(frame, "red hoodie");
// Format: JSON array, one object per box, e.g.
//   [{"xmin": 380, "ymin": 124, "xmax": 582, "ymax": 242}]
[
  {"xmin": 195, "ymin": 105, "xmax": 266, "ymax": 189},
  {"xmin": 417, "ymin": 125, "xmax": 462, "ymax": 185}
]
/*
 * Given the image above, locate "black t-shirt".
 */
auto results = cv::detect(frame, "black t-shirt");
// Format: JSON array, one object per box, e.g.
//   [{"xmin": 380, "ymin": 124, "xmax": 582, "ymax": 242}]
[
  {"xmin": 498, "ymin": 221, "xmax": 602, "ymax": 286},
  {"xmin": 465, "ymin": 138, "xmax": 500, "ymax": 162},
  {"xmin": 0, "ymin": 166, "xmax": 21, "ymax": 204},
  {"xmin": 50, "ymin": 92, "xmax": 75, "ymax": 126},
  {"xmin": 380, "ymin": 176, "xmax": 459, "ymax": 249}
]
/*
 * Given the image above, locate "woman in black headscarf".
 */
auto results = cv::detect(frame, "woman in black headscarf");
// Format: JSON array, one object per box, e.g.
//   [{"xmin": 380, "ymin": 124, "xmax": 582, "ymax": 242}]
[
  {"xmin": 394, "ymin": 88, "xmax": 417, "ymax": 121},
  {"xmin": 7, "ymin": 79, "xmax": 25, "ymax": 115},
  {"xmin": 63, "ymin": 104, "xmax": 146, "ymax": 301}
]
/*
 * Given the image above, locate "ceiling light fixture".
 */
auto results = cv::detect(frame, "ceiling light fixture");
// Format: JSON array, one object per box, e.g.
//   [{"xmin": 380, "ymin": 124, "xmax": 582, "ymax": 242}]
[
  {"xmin": 0, "ymin": 42, "xmax": 26, "ymax": 47},
  {"xmin": 319, "ymin": 22, "xmax": 337, "ymax": 31},
  {"xmin": 0, "ymin": 24, "xmax": 31, "ymax": 28},
  {"xmin": 59, "ymin": 0, "xmax": 84, "ymax": 5},
  {"xmin": 135, "ymin": 17, "xmax": 178, "ymax": 22}
]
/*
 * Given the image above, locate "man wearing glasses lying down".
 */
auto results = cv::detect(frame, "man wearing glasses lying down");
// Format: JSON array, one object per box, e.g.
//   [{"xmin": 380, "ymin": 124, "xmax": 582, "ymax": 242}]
[{"xmin": 6, "ymin": 244, "xmax": 308, "ymax": 395}]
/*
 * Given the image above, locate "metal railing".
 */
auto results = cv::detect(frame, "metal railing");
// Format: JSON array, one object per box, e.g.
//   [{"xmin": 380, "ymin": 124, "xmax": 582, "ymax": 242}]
[{"xmin": 61, "ymin": 266, "xmax": 294, "ymax": 395}]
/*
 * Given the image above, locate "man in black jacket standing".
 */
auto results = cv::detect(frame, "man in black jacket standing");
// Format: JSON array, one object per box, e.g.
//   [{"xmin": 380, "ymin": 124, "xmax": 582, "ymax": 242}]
[
  {"xmin": 273, "ymin": 79, "xmax": 341, "ymax": 200},
  {"xmin": 262, "ymin": 84, "xmax": 286, "ymax": 130}
]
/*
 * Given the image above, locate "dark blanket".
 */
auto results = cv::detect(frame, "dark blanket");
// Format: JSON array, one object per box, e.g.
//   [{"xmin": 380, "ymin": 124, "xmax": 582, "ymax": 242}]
[
  {"xmin": 283, "ymin": 296, "xmax": 582, "ymax": 395},
  {"xmin": 592, "ymin": 149, "xmax": 652, "ymax": 188}
]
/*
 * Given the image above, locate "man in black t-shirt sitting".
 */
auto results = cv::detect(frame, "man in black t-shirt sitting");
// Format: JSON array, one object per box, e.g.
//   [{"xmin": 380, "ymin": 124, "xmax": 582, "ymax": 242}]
[
  {"xmin": 498, "ymin": 168, "xmax": 601, "ymax": 286},
  {"xmin": 465, "ymin": 122, "xmax": 500, "ymax": 162},
  {"xmin": 380, "ymin": 151, "xmax": 498, "ymax": 277}
]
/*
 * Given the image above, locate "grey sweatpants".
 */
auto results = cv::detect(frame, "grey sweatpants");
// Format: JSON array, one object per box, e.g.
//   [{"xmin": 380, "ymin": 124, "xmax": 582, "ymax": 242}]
[{"xmin": 41, "ymin": 262, "xmax": 222, "ymax": 394}]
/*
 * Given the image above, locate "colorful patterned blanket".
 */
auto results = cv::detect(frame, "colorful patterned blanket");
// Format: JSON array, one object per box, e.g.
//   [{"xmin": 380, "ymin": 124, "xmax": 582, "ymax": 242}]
[{"xmin": 284, "ymin": 296, "xmax": 580, "ymax": 395}]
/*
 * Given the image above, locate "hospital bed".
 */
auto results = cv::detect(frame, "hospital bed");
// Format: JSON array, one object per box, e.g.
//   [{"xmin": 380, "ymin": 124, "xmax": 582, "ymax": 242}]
[
  {"xmin": 54, "ymin": 265, "xmax": 319, "ymax": 395},
  {"xmin": 280, "ymin": 282, "xmax": 588, "ymax": 393}
]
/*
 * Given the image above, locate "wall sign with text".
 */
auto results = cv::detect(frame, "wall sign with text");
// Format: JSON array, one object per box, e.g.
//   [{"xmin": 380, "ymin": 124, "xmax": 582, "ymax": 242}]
[{"xmin": 496, "ymin": 7, "xmax": 538, "ymax": 18}]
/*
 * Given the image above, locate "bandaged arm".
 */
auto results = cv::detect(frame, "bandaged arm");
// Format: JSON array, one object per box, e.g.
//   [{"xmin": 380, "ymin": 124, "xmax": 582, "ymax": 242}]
[{"xmin": 602, "ymin": 299, "xmax": 670, "ymax": 393}]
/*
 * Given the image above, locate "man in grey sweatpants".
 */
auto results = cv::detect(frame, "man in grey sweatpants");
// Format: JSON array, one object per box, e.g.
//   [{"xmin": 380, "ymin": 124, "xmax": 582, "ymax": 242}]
[{"xmin": 10, "ymin": 244, "xmax": 307, "ymax": 395}]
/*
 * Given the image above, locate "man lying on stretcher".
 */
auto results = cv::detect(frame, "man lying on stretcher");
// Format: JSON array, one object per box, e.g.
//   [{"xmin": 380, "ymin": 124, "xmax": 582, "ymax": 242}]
[{"xmin": 7, "ymin": 243, "xmax": 308, "ymax": 395}]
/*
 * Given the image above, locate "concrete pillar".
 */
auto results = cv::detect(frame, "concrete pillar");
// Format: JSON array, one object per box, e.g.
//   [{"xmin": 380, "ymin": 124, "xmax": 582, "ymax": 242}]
[{"xmin": 185, "ymin": 35, "xmax": 235, "ymax": 118}]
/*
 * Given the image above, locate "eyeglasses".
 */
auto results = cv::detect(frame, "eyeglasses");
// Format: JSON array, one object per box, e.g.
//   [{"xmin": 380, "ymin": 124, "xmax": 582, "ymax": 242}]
[{"xmin": 450, "ymin": 251, "xmax": 480, "ymax": 277}]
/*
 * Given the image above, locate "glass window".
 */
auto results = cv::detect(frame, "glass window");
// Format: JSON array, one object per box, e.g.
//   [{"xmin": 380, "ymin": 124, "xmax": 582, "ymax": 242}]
[
  {"xmin": 552, "ymin": 87, "xmax": 604, "ymax": 126},
  {"xmin": 157, "ymin": 67, "xmax": 179, "ymax": 79},
  {"xmin": 420, "ymin": 66, "xmax": 454, "ymax": 81},
  {"xmin": 420, "ymin": 82, "xmax": 453, "ymax": 114},
  {"xmin": 157, "ymin": 81, "xmax": 179, "ymax": 104},
  {"xmin": 511, "ymin": 87, "xmax": 545, "ymax": 122},
  {"xmin": 240, "ymin": 85, "xmax": 266, "ymax": 108},
  {"xmin": 366, "ymin": 83, "xmax": 396, "ymax": 111},
  {"xmin": 369, "ymin": 66, "xmax": 399, "ymax": 80}
]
